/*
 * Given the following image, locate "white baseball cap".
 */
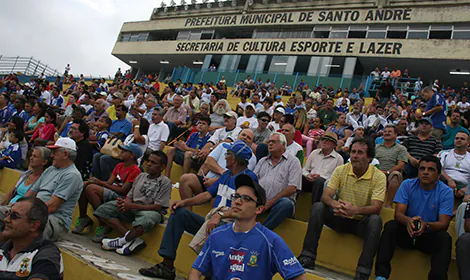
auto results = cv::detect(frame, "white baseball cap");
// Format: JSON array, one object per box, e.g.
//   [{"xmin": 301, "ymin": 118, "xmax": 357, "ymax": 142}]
[
  {"xmin": 46, "ymin": 137, "xmax": 77, "ymax": 152},
  {"xmin": 275, "ymin": 107, "xmax": 286, "ymax": 114}
]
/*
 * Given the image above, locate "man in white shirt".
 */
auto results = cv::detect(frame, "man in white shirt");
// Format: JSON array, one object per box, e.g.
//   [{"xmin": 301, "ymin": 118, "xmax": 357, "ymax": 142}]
[
  {"xmin": 381, "ymin": 67, "xmax": 391, "ymax": 81},
  {"xmin": 347, "ymin": 103, "xmax": 366, "ymax": 129},
  {"xmin": 268, "ymin": 107, "xmax": 285, "ymax": 132},
  {"xmin": 39, "ymin": 84, "xmax": 51, "ymax": 105},
  {"xmin": 146, "ymin": 108, "xmax": 170, "ymax": 158},
  {"xmin": 273, "ymin": 95, "xmax": 284, "ymax": 108},
  {"xmin": 370, "ymin": 67, "xmax": 380, "ymax": 82},
  {"xmin": 237, "ymin": 104, "xmax": 258, "ymax": 130},
  {"xmin": 302, "ymin": 132, "xmax": 343, "ymax": 204},
  {"xmin": 457, "ymin": 96, "xmax": 470, "ymax": 114},
  {"xmin": 282, "ymin": 124, "xmax": 304, "ymax": 166}
]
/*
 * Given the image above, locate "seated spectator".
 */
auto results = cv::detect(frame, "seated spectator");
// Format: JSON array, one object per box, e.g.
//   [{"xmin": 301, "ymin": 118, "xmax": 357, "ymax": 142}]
[
  {"xmin": 165, "ymin": 116, "xmax": 211, "ymax": 177},
  {"xmin": 89, "ymin": 116, "xmax": 112, "ymax": 154},
  {"xmin": 25, "ymin": 137, "xmax": 83, "ymax": 241},
  {"xmin": 189, "ymin": 174, "xmax": 306, "ymax": 280},
  {"xmin": 297, "ymin": 139, "xmax": 385, "ymax": 280},
  {"xmin": 0, "ymin": 93, "xmax": 12, "ymax": 128},
  {"xmin": 253, "ymin": 132, "xmax": 302, "ymax": 229},
  {"xmin": 456, "ymin": 200, "xmax": 470, "ymax": 279},
  {"xmin": 403, "ymin": 117, "xmax": 442, "ymax": 178},
  {"xmin": 237, "ymin": 104, "xmax": 258, "ymax": 130},
  {"xmin": 374, "ymin": 156, "xmax": 453, "ymax": 280},
  {"xmin": 335, "ymin": 98, "xmax": 350, "ymax": 114},
  {"xmin": 24, "ymin": 102, "xmax": 46, "ymax": 139},
  {"xmin": 97, "ymin": 151, "xmax": 172, "ymax": 255},
  {"xmin": 141, "ymin": 95, "xmax": 158, "ymax": 123},
  {"xmin": 73, "ymin": 144, "xmax": 142, "ymax": 242},
  {"xmin": 178, "ymin": 131, "xmax": 256, "ymax": 208},
  {"xmin": 0, "ymin": 130, "xmax": 23, "ymax": 170},
  {"xmin": 29, "ymin": 109, "xmax": 56, "ymax": 146},
  {"xmin": 285, "ymin": 97, "xmax": 296, "ymax": 115},
  {"xmin": 282, "ymin": 124, "xmax": 304, "ymax": 165},
  {"xmin": 0, "ymin": 117, "xmax": 26, "ymax": 155},
  {"xmin": 50, "ymin": 87, "xmax": 65, "ymax": 111},
  {"xmin": 252, "ymin": 112, "xmax": 271, "ymax": 159},
  {"xmin": 237, "ymin": 94, "xmax": 251, "ymax": 111},
  {"xmin": 343, "ymin": 126, "xmax": 365, "ymax": 153},
  {"xmin": 327, "ymin": 113, "xmax": 352, "ymax": 150},
  {"xmin": 302, "ymin": 132, "xmax": 343, "ymax": 204},
  {"xmin": 163, "ymin": 95, "xmax": 188, "ymax": 139},
  {"xmin": 273, "ymin": 95, "xmax": 283, "ymax": 108},
  {"xmin": 267, "ymin": 107, "xmax": 284, "ymax": 132},
  {"xmin": 251, "ymin": 93, "xmax": 263, "ymax": 111},
  {"xmin": 11, "ymin": 96, "xmax": 29, "ymax": 123},
  {"xmin": 139, "ymin": 140, "xmax": 257, "ymax": 279},
  {"xmin": 0, "ymin": 197, "xmax": 62, "ymax": 279},
  {"xmin": 210, "ymin": 99, "xmax": 230, "ymax": 128},
  {"xmin": 302, "ymin": 117, "xmax": 325, "ymax": 157},
  {"xmin": 442, "ymin": 110, "xmax": 469, "ymax": 150},
  {"xmin": 318, "ymin": 99, "xmax": 337, "ymax": 127},
  {"xmin": 257, "ymin": 96, "xmax": 273, "ymax": 116},
  {"xmin": 0, "ymin": 147, "xmax": 50, "ymax": 207},
  {"xmin": 109, "ymin": 104, "xmax": 132, "ymax": 141},
  {"xmin": 364, "ymin": 106, "xmax": 387, "ymax": 137},
  {"xmin": 86, "ymin": 99, "xmax": 109, "ymax": 125},
  {"xmin": 439, "ymin": 131, "xmax": 470, "ymax": 207},
  {"xmin": 70, "ymin": 119, "xmax": 93, "ymax": 181},
  {"xmin": 59, "ymin": 105, "xmax": 85, "ymax": 137},
  {"xmin": 146, "ymin": 108, "xmax": 169, "ymax": 157},
  {"xmin": 375, "ymin": 125, "xmax": 408, "ymax": 208},
  {"xmin": 183, "ymin": 88, "xmax": 200, "ymax": 113},
  {"xmin": 106, "ymin": 92, "xmax": 125, "ymax": 120}
]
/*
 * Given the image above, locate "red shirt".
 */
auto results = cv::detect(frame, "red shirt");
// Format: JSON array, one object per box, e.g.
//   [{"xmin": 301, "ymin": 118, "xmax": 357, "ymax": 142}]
[{"xmin": 112, "ymin": 163, "xmax": 141, "ymax": 185}]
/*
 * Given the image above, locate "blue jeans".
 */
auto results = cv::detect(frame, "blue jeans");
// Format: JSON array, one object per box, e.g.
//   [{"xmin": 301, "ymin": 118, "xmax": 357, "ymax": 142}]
[
  {"xmin": 263, "ymin": 197, "xmax": 295, "ymax": 230},
  {"xmin": 158, "ymin": 207, "xmax": 205, "ymax": 260}
]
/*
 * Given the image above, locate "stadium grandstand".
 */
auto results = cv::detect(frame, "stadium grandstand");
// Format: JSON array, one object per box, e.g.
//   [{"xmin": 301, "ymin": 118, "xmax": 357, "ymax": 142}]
[{"xmin": 2, "ymin": 0, "xmax": 470, "ymax": 280}]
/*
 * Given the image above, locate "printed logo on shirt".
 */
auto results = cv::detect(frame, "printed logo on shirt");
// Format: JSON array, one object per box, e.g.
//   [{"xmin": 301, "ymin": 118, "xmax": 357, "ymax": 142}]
[
  {"xmin": 283, "ymin": 257, "xmax": 299, "ymax": 267},
  {"xmin": 16, "ymin": 258, "xmax": 31, "ymax": 277},
  {"xmin": 212, "ymin": 250, "xmax": 225, "ymax": 258},
  {"xmin": 247, "ymin": 251, "xmax": 259, "ymax": 267},
  {"xmin": 229, "ymin": 249, "xmax": 246, "ymax": 273}
]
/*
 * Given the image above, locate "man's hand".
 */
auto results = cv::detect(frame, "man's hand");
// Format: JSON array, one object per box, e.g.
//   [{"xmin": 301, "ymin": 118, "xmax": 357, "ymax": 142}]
[
  {"xmin": 196, "ymin": 148, "xmax": 210, "ymax": 158},
  {"xmin": 409, "ymin": 157, "xmax": 419, "ymax": 167},
  {"xmin": 406, "ymin": 216, "xmax": 423, "ymax": 238},
  {"xmin": 306, "ymin": 174, "xmax": 319, "ymax": 182},
  {"xmin": 170, "ymin": 200, "xmax": 185, "ymax": 214},
  {"xmin": 334, "ymin": 200, "xmax": 358, "ymax": 218},
  {"xmin": 263, "ymin": 200, "xmax": 274, "ymax": 213},
  {"xmin": 203, "ymin": 177, "xmax": 217, "ymax": 188},
  {"xmin": 456, "ymin": 187, "xmax": 466, "ymax": 198},
  {"xmin": 447, "ymin": 179, "xmax": 457, "ymax": 191},
  {"xmin": 206, "ymin": 213, "xmax": 221, "ymax": 235},
  {"xmin": 132, "ymin": 119, "xmax": 140, "ymax": 126}
]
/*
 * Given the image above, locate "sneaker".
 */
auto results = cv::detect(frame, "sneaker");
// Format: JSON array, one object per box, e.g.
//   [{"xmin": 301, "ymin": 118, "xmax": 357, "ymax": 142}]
[
  {"xmin": 92, "ymin": 226, "xmax": 111, "ymax": 243},
  {"xmin": 116, "ymin": 238, "xmax": 146, "ymax": 255},
  {"xmin": 102, "ymin": 237, "xmax": 124, "ymax": 251},
  {"xmin": 354, "ymin": 272, "xmax": 370, "ymax": 280},
  {"xmin": 297, "ymin": 255, "xmax": 315, "ymax": 270},
  {"xmin": 72, "ymin": 217, "xmax": 92, "ymax": 234},
  {"xmin": 375, "ymin": 277, "xmax": 387, "ymax": 280},
  {"xmin": 139, "ymin": 263, "xmax": 176, "ymax": 280}
]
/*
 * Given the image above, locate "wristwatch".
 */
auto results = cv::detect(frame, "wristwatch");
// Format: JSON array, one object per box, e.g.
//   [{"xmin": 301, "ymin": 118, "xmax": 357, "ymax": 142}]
[
  {"xmin": 217, "ymin": 211, "xmax": 225, "ymax": 218},
  {"xmin": 422, "ymin": 112, "xmax": 426, "ymax": 116},
  {"xmin": 134, "ymin": 125, "xmax": 140, "ymax": 129},
  {"xmin": 386, "ymin": 171, "xmax": 390, "ymax": 175}
]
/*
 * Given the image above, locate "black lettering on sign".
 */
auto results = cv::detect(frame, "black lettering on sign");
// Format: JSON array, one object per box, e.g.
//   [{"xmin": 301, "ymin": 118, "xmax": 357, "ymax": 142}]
[
  {"xmin": 365, "ymin": 9, "xmax": 413, "ymax": 21},
  {"xmin": 299, "ymin": 12, "xmax": 314, "ymax": 22},
  {"xmin": 317, "ymin": 10, "xmax": 360, "ymax": 22},
  {"xmin": 227, "ymin": 42, "xmax": 240, "ymax": 51},
  {"xmin": 358, "ymin": 42, "xmax": 402, "ymax": 54},
  {"xmin": 346, "ymin": 42, "xmax": 354, "ymax": 53}
]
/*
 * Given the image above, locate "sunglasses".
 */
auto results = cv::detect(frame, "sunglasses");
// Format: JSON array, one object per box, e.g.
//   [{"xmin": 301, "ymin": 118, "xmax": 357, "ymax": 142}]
[
  {"xmin": 260, "ymin": 119, "xmax": 270, "ymax": 123},
  {"xmin": 5, "ymin": 210, "xmax": 23, "ymax": 220},
  {"xmin": 230, "ymin": 193, "xmax": 259, "ymax": 204}
]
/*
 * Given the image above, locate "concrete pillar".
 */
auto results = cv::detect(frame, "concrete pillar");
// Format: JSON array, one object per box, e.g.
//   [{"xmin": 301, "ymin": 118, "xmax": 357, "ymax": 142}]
[
  {"xmin": 319, "ymin": 57, "xmax": 333, "ymax": 77},
  {"xmin": 202, "ymin": 55, "xmax": 213, "ymax": 70},
  {"xmin": 342, "ymin": 57, "xmax": 357, "ymax": 78}
]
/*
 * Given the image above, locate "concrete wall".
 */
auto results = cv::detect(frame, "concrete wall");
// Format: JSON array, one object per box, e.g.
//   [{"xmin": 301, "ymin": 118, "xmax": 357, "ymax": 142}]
[
  {"xmin": 112, "ymin": 38, "xmax": 470, "ymax": 60},
  {"xmin": 122, "ymin": 5, "xmax": 470, "ymax": 32}
]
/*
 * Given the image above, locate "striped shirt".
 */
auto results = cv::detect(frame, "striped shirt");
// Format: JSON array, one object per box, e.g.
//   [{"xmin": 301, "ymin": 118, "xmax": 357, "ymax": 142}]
[
  {"xmin": 327, "ymin": 163, "xmax": 386, "ymax": 220},
  {"xmin": 402, "ymin": 135, "xmax": 442, "ymax": 160}
]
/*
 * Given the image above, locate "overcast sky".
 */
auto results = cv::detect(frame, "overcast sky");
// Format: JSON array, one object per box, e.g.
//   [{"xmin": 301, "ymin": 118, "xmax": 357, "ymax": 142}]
[{"xmin": 0, "ymin": 0, "xmax": 158, "ymax": 78}]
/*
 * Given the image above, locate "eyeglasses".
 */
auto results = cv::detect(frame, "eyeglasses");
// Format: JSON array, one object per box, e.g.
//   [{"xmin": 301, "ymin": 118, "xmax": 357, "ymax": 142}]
[
  {"xmin": 5, "ymin": 210, "xmax": 23, "ymax": 220},
  {"xmin": 260, "ymin": 119, "xmax": 270, "ymax": 123},
  {"xmin": 230, "ymin": 193, "xmax": 258, "ymax": 204}
]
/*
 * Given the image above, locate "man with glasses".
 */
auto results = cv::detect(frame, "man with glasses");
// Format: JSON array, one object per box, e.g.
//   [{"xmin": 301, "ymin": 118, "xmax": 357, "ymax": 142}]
[
  {"xmin": 24, "ymin": 137, "xmax": 83, "ymax": 241},
  {"xmin": 139, "ymin": 140, "xmax": 257, "ymax": 279},
  {"xmin": 189, "ymin": 174, "xmax": 306, "ymax": 280},
  {"xmin": 302, "ymin": 132, "xmax": 343, "ymax": 204},
  {"xmin": 0, "ymin": 197, "xmax": 62, "ymax": 279},
  {"xmin": 252, "ymin": 112, "xmax": 272, "ymax": 160}
]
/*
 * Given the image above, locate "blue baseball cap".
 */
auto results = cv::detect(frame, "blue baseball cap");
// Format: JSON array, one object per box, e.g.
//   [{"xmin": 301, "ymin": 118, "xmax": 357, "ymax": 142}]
[
  {"xmin": 222, "ymin": 140, "xmax": 252, "ymax": 161},
  {"xmin": 118, "ymin": 143, "xmax": 143, "ymax": 160}
]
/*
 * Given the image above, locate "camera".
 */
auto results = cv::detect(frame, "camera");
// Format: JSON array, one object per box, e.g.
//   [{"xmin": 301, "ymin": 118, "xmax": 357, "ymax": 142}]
[{"xmin": 413, "ymin": 219, "xmax": 421, "ymax": 232}]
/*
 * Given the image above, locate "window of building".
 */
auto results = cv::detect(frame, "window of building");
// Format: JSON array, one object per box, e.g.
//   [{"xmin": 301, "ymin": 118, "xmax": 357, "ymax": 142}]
[
  {"xmin": 387, "ymin": 31, "xmax": 407, "ymax": 39},
  {"xmin": 176, "ymin": 30, "xmax": 190, "ymax": 40},
  {"xmin": 129, "ymin": 34, "xmax": 139, "ymax": 42},
  {"xmin": 407, "ymin": 31, "xmax": 428, "ymax": 39},
  {"xmin": 453, "ymin": 31, "xmax": 470, "ymax": 39},
  {"xmin": 121, "ymin": 33, "xmax": 131, "ymax": 42},
  {"xmin": 367, "ymin": 31, "xmax": 386, "ymax": 38},
  {"xmin": 313, "ymin": 31, "xmax": 330, "ymax": 38},
  {"xmin": 201, "ymin": 30, "xmax": 214, "ymax": 40},
  {"xmin": 329, "ymin": 31, "xmax": 348, "ymax": 38},
  {"xmin": 294, "ymin": 56, "xmax": 310, "ymax": 74},
  {"xmin": 429, "ymin": 30, "xmax": 452, "ymax": 39},
  {"xmin": 348, "ymin": 31, "xmax": 366, "ymax": 38}
]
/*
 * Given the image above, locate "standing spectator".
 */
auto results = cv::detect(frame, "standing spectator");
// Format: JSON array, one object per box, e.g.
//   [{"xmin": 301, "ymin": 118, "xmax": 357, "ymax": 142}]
[
  {"xmin": 370, "ymin": 67, "xmax": 381, "ymax": 84},
  {"xmin": 403, "ymin": 118, "xmax": 443, "ymax": 178},
  {"xmin": 381, "ymin": 67, "xmax": 391, "ymax": 81},
  {"xmin": 188, "ymin": 174, "xmax": 307, "ymax": 280},
  {"xmin": 421, "ymin": 86, "xmax": 447, "ymax": 139},
  {"xmin": 297, "ymin": 139, "xmax": 385, "ymax": 280},
  {"xmin": 375, "ymin": 125, "xmax": 408, "ymax": 208},
  {"xmin": 253, "ymin": 133, "xmax": 302, "ymax": 229},
  {"xmin": 97, "ymin": 151, "xmax": 172, "ymax": 255},
  {"xmin": 25, "ymin": 137, "xmax": 83, "ymax": 241},
  {"xmin": 374, "ymin": 156, "xmax": 453, "ymax": 280},
  {"xmin": 376, "ymin": 80, "xmax": 394, "ymax": 106},
  {"xmin": 302, "ymin": 132, "xmax": 343, "ymax": 204}
]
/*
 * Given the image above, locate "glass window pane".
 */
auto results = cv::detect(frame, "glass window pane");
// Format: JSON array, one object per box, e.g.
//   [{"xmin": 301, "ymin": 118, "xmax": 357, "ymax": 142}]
[
  {"xmin": 454, "ymin": 23, "xmax": 470, "ymax": 31},
  {"xmin": 331, "ymin": 25, "xmax": 348, "ymax": 31},
  {"xmin": 313, "ymin": 31, "xmax": 330, "ymax": 38},
  {"xmin": 349, "ymin": 25, "xmax": 368, "ymax": 31},
  {"xmin": 453, "ymin": 31, "xmax": 470, "ymax": 39},
  {"xmin": 367, "ymin": 31, "xmax": 386, "ymax": 38},
  {"xmin": 368, "ymin": 24, "xmax": 387, "ymax": 30},
  {"xmin": 314, "ymin": 26, "xmax": 331, "ymax": 31},
  {"xmin": 407, "ymin": 31, "xmax": 428, "ymax": 39},
  {"xmin": 430, "ymin": 25, "xmax": 453, "ymax": 30},
  {"xmin": 121, "ymin": 34, "xmax": 131, "ymax": 42},
  {"xmin": 387, "ymin": 31, "xmax": 407, "ymax": 39},
  {"xmin": 429, "ymin": 30, "xmax": 452, "ymax": 39},
  {"xmin": 130, "ymin": 34, "xmax": 139, "ymax": 42},
  {"xmin": 408, "ymin": 24, "xmax": 429, "ymax": 31},
  {"xmin": 348, "ymin": 31, "xmax": 366, "ymax": 38},
  {"xmin": 388, "ymin": 24, "xmax": 407, "ymax": 30},
  {"xmin": 329, "ymin": 31, "xmax": 348, "ymax": 38}
]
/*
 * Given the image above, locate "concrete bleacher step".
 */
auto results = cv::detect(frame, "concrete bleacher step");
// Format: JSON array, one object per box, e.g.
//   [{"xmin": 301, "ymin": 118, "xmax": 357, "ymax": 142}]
[{"xmin": 59, "ymin": 233, "xmax": 185, "ymax": 280}]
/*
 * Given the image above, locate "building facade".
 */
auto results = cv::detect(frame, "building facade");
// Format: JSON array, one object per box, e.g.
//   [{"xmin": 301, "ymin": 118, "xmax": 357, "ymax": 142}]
[{"xmin": 112, "ymin": 0, "xmax": 470, "ymax": 89}]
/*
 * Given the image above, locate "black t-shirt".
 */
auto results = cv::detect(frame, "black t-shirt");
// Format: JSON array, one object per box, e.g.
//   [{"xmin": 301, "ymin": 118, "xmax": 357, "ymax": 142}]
[
  {"xmin": 379, "ymin": 84, "xmax": 394, "ymax": 99},
  {"xmin": 75, "ymin": 139, "xmax": 93, "ymax": 181}
]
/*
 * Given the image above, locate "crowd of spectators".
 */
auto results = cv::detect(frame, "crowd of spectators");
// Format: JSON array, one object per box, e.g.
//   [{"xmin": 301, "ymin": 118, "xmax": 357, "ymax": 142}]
[{"xmin": 1, "ymin": 68, "xmax": 470, "ymax": 280}]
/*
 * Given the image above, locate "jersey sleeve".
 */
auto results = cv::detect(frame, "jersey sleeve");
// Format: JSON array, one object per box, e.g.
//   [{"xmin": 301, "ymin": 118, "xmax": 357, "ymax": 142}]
[
  {"xmin": 272, "ymin": 236, "xmax": 305, "ymax": 280},
  {"xmin": 192, "ymin": 235, "xmax": 213, "ymax": 275}
]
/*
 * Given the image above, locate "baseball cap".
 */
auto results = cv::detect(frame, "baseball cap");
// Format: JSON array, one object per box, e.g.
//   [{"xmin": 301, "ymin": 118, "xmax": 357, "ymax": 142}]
[
  {"xmin": 224, "ymin": 111, "xmax": 238, "ymax": 119},
  {"xmin": 112, "ymin": 92, "xmax": 124, "ymax": 100},
  {"xmin": 276, "ymin": 95, "xmax": 282, "ymax": 100},
  {"xmin": 354, "ymin": 126, "xmax": 365, "ymax": 132},
  {"xmin": 222, "ymin": 140, "xmax": 252, "ymax": 161},
  {"xmin": 234, "ymin": 174, "xmax": 267, "ymax": 206},
  {"xmin": 99, "ymin": 92, "xmax": 108, "ymax": 97},
  {"xmin": 419, "ymin": 117, "xmax": 433, "ymax": 125},
  {"xmin": 47, "ymin": 137, "xmax": 77, "ymax": 152},
  {"xmin": 275, "ymin": 107, "xmax": 286, "ymax": 115},
  {"xmin": 245, "ymin": 104, "xmax": 255, "ymax": 110},
  {"xmin": 24, "ymin": 82, "xmax": 31, "ymax": 88},
  {"xmin": 118, "ymin": 143, "xmax": 143, "ymax": 159},
  {"xmin": 321, "ymin": 131, "xmax": 338, "ymax": 144}
]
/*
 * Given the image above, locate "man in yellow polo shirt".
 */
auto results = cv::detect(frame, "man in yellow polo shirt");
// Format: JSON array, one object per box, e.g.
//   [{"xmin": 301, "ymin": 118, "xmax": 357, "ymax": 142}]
[{"xmin": 297, "ymin": 138, "xmax": 386, "ymax": 280}]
